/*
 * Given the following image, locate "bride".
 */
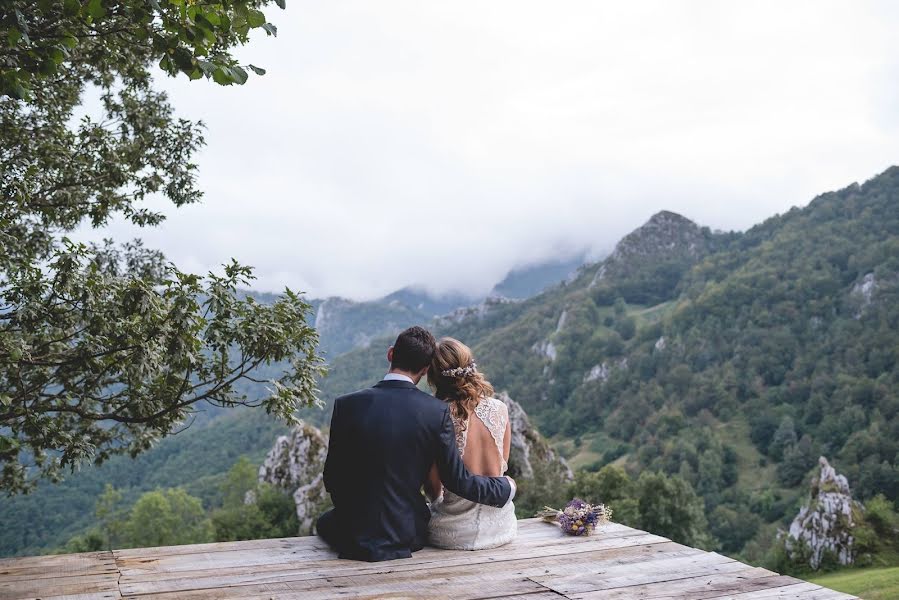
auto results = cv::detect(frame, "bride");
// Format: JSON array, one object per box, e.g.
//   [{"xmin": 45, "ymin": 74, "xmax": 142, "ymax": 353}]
[{"xmin": 425, "ymin": 337, "xmax": 517, "ymax": 550}]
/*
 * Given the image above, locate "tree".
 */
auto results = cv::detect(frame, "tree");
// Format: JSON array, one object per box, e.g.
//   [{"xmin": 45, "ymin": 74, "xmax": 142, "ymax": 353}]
[
  {"xmin": 635, "ymin": 471, "xmax": 714, "ymax": 549},
  {"xmin": 220, "ymin": 456, "xmax": 259, "ymax": 508},
  {"xmin": 569, "ymin": 465, "xmax": 639, "ymax": 526},
  {"xmin": 95, "ymin": 483, "xmax": 127, "ymax": 550},
  {"xmin": 211, "ymin": 457, "xmax": 298, "ymax": 541},
  {"xmin": 1, "ymin": 0, "xmax": 282, "ymax": 99},
  {"xmin": 0, "ymin": 0, "xmax": 325, "ymax": 495},
  {"xmin": 769, "ymin": 416, "xmax": 798, "ymax": 461},
  {"xmin": 125, "ymin": 487, "xmax": 212, "ymax": 547}
]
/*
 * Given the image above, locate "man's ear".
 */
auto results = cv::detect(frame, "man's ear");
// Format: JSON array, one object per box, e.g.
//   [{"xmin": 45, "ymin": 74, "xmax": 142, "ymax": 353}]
[{"xmin": 387, "ymin": 346, "xmax": 394, "ymax": 364}]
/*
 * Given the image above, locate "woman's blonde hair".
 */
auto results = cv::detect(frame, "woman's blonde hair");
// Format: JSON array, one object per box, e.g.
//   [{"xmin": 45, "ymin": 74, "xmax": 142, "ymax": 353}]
[{"xmin": 428, "ymin": 337, "xmax": 494, "ymax": 428}]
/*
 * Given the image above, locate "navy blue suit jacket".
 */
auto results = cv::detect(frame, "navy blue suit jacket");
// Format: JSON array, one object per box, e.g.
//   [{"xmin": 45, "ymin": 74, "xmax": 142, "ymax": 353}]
[{"xmin": 320, "ymin": 379, "xmax": 512, "ymax": 561}]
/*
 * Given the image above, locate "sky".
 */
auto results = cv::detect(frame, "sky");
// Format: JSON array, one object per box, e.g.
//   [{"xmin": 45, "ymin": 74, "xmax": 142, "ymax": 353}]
[{"xmin": 76, "ymin": 1, "xmax": 899, "ymax": 300}]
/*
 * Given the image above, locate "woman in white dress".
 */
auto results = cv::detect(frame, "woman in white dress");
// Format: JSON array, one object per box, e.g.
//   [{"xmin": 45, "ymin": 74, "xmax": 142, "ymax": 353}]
[{"xmin": 425, "ymin": 337, "xmax": 518, "ymax": 550}]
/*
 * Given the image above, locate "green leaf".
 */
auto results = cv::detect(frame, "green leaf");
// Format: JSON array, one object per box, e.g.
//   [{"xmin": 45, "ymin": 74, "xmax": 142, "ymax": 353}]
[
  {"xmin": 85, "ymin": 0, "xmax": 106, "ymax": 19},
  {"xmin": 60, "ymin": 34, "xmax": 78, "ymax": 49},
  {"xmin": 48, "ymin": 47, "xmax": 65, "ymax": 65},
  {"xmin": 246, "ymin": 9, "xmax": 266, "ymax": 28},
  {"xmin": 7, "ymin": 28, "xmax": 21, "ymax": 47},
  {"xmin": 202, "ymin": 10, "xmax": 221, "ymax": 26},
  {"xmin": 261, "ymin": 23, "xmax": 277, "ymax": 37},
  {"xmin": 212, "ymin": 66, "xmax": 233, "ymax": 85},
  {"xmin": 197, "ymin": 59, "xmax": 216, "ymax": 76},
  {"xmin": 275, "ymin": 0, "xmax": 286, "ymax": 8},
  {"xmin": 248, "ymin": 64, "xmax": 266, "ymax": 76},
  {"xmin": 230, "ymin": 66, "xmax": 248, "ymax": 85}
]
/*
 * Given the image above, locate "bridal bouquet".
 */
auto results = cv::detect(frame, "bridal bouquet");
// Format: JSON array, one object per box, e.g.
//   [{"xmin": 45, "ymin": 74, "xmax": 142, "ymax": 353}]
[{"xmin": 536, "ymin": 498, "xmax": 612, "ymax": 536}]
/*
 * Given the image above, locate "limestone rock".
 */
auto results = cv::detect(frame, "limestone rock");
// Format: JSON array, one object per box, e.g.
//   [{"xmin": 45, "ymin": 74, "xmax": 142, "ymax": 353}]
[
  {"xmin": 258, "ymin": 421, "xmax": 330, "ymax": 535},
  {"xmin": 849, "ymin": 273, "xmax": 878, "ymax": 318},
  {"xmin": 500, "ymin": 392, "xmax": 573, "ymax": 482},
  {"xmin": 584, "ymin": 357, "xmax": 629, "ymax": 383},
  {"xmin": 532, "ymin": 339, "xmax": 558, "ymax": 361},
  {"xmin": 785, "ymin": 456, "xmax": 860, "ymax": 569}
]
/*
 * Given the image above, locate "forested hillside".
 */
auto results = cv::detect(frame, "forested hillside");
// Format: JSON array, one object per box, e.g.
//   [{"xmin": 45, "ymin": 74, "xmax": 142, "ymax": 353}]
[
  {"xmin": 0, "ymin": 408, "xmax": 289, "ymax": 556},
  {"xmin": 314, "ymin": 167, "xmax": 899, "ymax": 561}
]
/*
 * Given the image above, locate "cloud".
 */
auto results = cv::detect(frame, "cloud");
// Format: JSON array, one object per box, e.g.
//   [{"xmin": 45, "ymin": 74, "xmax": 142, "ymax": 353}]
[{"xmin": 76, "ymin": 0, "xmax": 899, "ymax": 299}]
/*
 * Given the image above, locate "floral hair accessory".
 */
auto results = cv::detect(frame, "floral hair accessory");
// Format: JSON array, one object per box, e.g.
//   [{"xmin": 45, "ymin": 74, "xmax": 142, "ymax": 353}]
[{"xmin": 440, "ymin": 361, "xmax": 478, "ymax": 378}]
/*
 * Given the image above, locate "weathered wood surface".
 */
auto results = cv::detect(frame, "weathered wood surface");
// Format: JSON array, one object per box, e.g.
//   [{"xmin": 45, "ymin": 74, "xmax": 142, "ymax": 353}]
[{"xmin": 0, "ymin": 519, "xmax": 857, "ymax": 599}]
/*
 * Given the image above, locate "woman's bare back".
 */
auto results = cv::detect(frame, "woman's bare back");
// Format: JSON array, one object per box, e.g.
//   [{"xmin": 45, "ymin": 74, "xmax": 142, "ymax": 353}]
[{"xmin": 426, "ymin": 398, "xmax": 511, "ymax": 498}]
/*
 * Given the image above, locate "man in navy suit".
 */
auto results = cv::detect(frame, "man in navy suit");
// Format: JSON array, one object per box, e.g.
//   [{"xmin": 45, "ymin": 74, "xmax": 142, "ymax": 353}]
[{"xmin": 317, "ymin": 326, "xmax": 515, "ymax": 561}]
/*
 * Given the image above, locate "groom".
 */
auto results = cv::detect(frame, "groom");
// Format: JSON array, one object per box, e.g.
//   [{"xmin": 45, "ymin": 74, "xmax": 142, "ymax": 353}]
[{"xmin": 317, "ymin": 326, "xmax": 515, "ymax": 561}]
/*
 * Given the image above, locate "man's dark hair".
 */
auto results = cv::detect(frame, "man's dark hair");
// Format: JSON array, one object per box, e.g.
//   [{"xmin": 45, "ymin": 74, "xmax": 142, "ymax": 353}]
[{"xmin": 391, "ymin": 326, "xmax": 437, "ymax": 373}]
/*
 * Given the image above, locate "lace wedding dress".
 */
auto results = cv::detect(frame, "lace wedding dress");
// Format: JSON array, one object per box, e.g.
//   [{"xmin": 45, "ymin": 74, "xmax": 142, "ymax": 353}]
[{"xmin": 428, "ymin": 397, "xmax": 518, "ymax": 550}]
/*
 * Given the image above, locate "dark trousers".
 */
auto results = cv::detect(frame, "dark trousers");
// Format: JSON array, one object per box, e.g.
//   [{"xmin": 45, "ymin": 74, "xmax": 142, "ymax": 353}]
[
  {"xmin": 316, "ymin": 508, "xmax": 427, "ymax": 561},
  {"xmin": 316, "ymin": 508, "xmax": 344, "ymax": 551}
]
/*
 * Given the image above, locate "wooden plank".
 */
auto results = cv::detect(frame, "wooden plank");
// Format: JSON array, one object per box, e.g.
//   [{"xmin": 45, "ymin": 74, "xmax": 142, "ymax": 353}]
[
  {"xmin": 722, "ymin": 581, "xmax": 859, "ymax": 599},
  {"xmin": 116, "ymin": 528, "xmax": 660, "ymax": 580},
  {"xmin": 29, "ymin": 593, "xmax": 122, "ymax": 600},
  {"xmin": 0, "ymin": 572, "xmax": 120, "ymax": 600},
  {"xmin": 530, "ymin": 551, "xmax": 747, "ymax": 594},
  {"xmin": 0, "ymin": 550, "xmax": 118, "ymax": 582},
  {"xmin": 119, "ymin": 540, "xmax": 692, "ymax": 597},
  {"xmin": 117, "ymin": 525, "xmax": 657, "ymax": 578},
  {"xmin": 111, "ymin": 518, "xmax": 626, "ymax": 561},
  {"xmin": 573, "ymin": 569, "xmax": 801, "ymax": 599}
]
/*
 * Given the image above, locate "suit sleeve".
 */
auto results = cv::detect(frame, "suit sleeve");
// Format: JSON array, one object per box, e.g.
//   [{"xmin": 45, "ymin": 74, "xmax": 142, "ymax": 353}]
[
  {"xmin": 323, "ymin": 397, "xmax": 346, "ymax": 504},
  {"xmin": 434, "ymin": 407, "xmax": 512, "ymax": 507}
]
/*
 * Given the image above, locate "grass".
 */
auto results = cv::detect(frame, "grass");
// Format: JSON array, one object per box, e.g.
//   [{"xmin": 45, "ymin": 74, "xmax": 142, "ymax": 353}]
[{"xmin": 807, "ymin": 566, "xmax": 899, "ymax": 599}]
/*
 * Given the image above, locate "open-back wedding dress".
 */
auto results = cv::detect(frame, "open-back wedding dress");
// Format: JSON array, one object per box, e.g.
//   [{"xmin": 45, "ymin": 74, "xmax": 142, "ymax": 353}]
[{"xmin": 428, "ymin": 397, "xmax": 518, "ymax": 550}]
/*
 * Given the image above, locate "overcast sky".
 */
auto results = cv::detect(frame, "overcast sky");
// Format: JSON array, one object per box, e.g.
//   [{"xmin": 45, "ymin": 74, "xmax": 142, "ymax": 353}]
[{"xmin": 76, "ymin": 1, "xmax": 899, "ymax": 300}]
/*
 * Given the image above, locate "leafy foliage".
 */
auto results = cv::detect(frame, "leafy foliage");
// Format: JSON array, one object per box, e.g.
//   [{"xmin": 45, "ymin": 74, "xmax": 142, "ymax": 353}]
[
  {"xmin": 0, "ymin": 0, "xmax": 324, "ymax": 494},
  {"xmin": 1, "ymin": 0, "xmax": 283, "ymax": 99},
  {"xmin": 570, "ymin": 465, "xmax": 713, "ymax": 549},
  {"xmin": 210, "ymin": 457, "xmax": 298, "ymax": 541},
  {"xmin": 0, "ymin": 407, "xmax": 289, "ymax": 556}
]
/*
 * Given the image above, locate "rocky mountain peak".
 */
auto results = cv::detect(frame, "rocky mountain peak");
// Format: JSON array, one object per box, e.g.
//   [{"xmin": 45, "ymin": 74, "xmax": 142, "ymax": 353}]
[
  {"xmin": 590, "ymin": 210, "xmax": 706, "ymax": 286},
  {"xmin": 612, "ymin": 211, "xmax": 703, "ymax": 261}
]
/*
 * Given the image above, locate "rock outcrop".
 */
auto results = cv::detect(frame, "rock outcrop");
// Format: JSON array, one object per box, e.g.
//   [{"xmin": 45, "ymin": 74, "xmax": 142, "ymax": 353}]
[
  {"xmin": 785, "ymin": 456, "xmax": 861, "ymax": 569},
  {"xmin": 260, "ymin": 393, "xmax": 572, "ymax": 535},
  {"xmin": 590, "ymin": 210, "xmax": 707, "ymax": 287},
  {"xmin": 258, "ymin": 421, "xmax": 330, "ymax": 535},
  {"xmin": 500, "ymin": 392, "xmax": 573, "ymax": 482}
]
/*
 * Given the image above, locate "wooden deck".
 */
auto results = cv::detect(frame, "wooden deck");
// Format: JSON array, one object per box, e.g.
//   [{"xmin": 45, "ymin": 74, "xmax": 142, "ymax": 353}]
[{"xmin": 0, "ymin": 519, "xmax": 857, "ymax": 600}]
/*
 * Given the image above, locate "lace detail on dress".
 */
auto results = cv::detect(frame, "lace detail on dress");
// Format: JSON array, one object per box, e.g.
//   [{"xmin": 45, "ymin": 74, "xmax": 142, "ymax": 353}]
[
  {"xmin": 474, "ymin": 398, "xmax": 508, "ymax": 473},
  {"xmin": 449, "ymin": 398, "xmax": 508, "ymax": 471},
  {"xmin": 450, "ymin": 410, "xmax": 467, "ymax": 458}
]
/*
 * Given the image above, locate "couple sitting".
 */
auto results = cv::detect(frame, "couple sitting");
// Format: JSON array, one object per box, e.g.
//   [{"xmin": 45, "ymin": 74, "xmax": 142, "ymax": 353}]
[{"xmin": 317, "ymin": 326, "xmax": 517, "ymax": 562}]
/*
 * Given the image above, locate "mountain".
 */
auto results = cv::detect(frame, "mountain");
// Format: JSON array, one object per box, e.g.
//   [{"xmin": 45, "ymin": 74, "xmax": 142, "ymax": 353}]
[
  {"xmin": 251, "ymin": 256, "xmax": 589, "ymax": 358},
  {"xmin": 380, "ymin": 287, "xmax": 479, "ymax": 317},
  {"xmin": 313, "ymin": 167, "xmax": 899, "ymax": 560},
  {"xmin": 490, "ymin": 253, "xmax": 589, "ymax": 299},
  {"xmin": 3, "ymin": 168, "xmax": 896, "ymax": 562}
]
